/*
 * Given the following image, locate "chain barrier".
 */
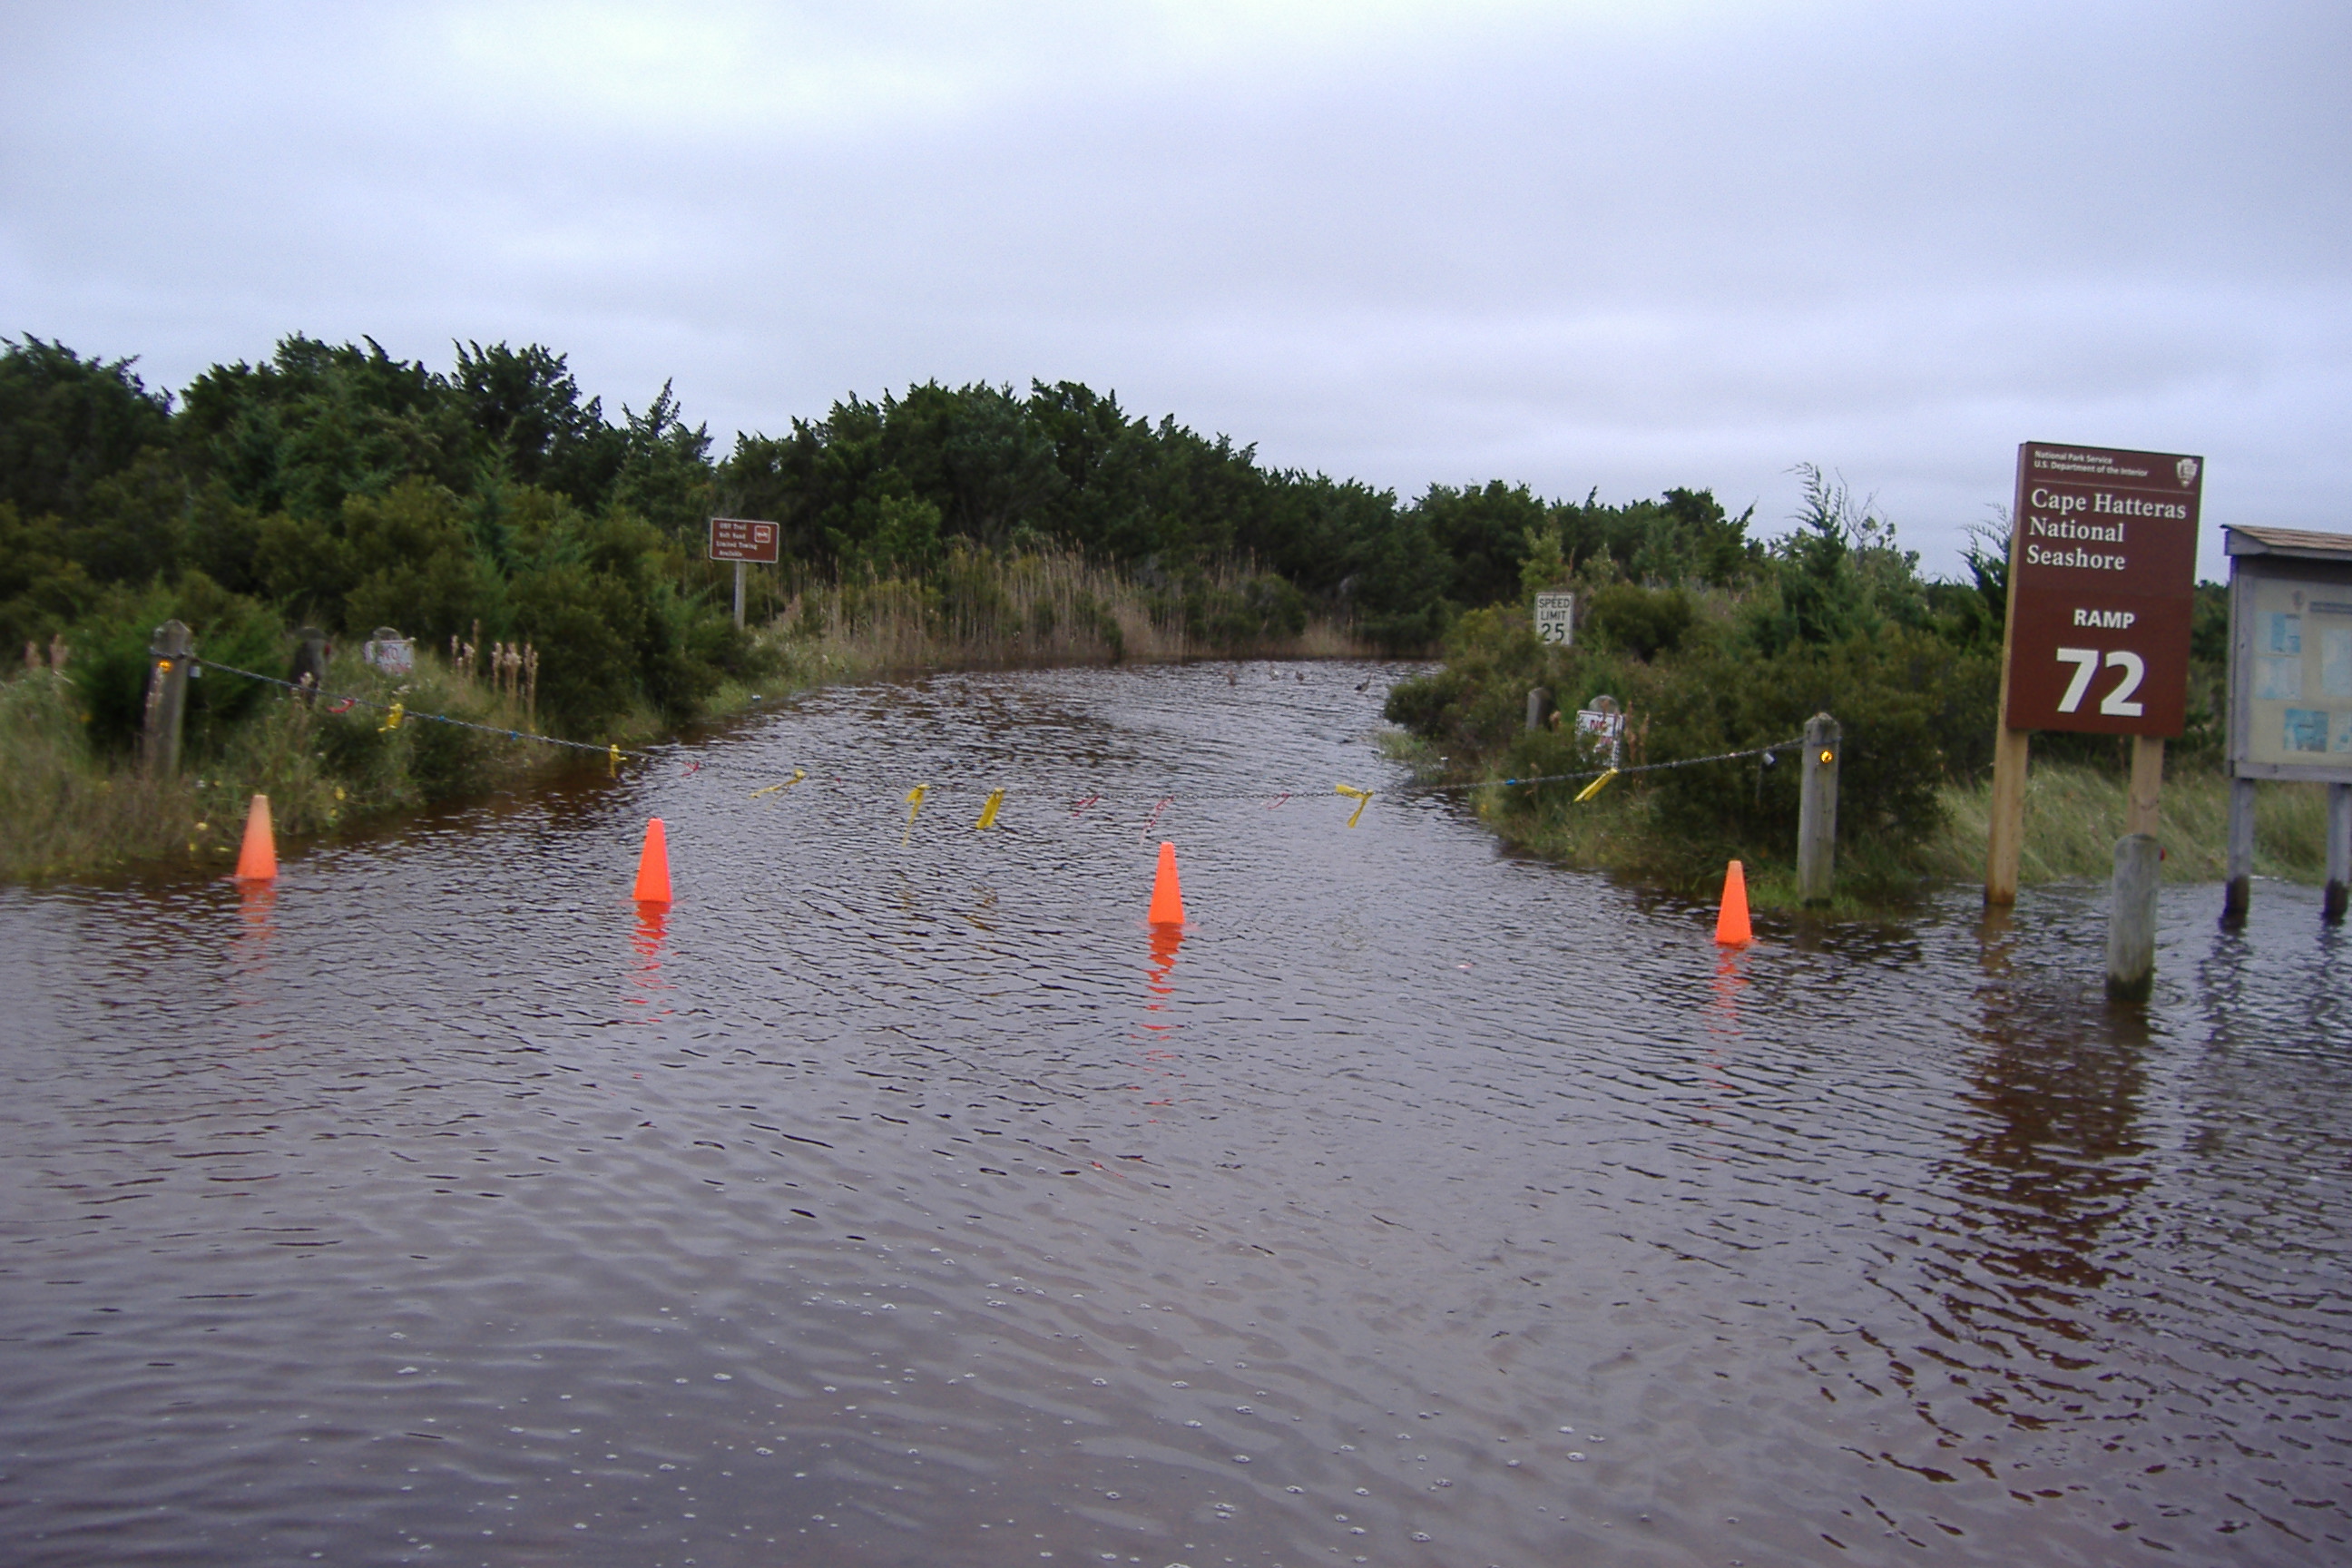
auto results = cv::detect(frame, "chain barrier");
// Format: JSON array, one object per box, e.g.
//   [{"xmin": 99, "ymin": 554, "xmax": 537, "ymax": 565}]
[
  {"xmin": 196, "ymin": 657, "xmax": 662, "ymax": 762},
  {"xmin": 195, "ymin": 656, "xmax": 1806, "ymax": 823},
  {"xmin": 1408, "ymin": 738, "xmax": 1805, "ymax": 796}
]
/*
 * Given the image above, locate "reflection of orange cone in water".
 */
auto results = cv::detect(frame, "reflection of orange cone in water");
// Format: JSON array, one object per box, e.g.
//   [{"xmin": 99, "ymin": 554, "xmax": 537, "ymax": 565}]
[
  {"xmin": 1147, "ymin": 841, "xmax": 1185, "ymax": 926},
  {"xmin": 1147, "ymin": 923, "xmax": 1183, "ymax": 996},
  {"xmin": 633, "ymin": 818, "xmax": 672, "ymax": 904},
  {"xmin": 1714, "ymin": 858, "xmax": 1751, "ymax": 946},
  {"xmin": 234, "ymin": 794, "xmax": 277, "ymax": 882}
]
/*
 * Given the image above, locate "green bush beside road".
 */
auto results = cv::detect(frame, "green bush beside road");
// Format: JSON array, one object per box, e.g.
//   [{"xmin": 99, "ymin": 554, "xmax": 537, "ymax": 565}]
[{"xmin": 1383, "ymin": 469, "xmax": 2280, "ymax": 904}]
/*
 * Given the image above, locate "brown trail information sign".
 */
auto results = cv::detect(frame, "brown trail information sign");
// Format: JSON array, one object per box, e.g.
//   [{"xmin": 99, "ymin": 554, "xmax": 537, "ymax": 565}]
[
  {"xmin": 709, "ymin": 516, "xmax": 781, "ymax": 629},
  {"xmin": 1984, "ymin": 441, "xmax": 2204, "ymax": 1002},
  {"xmin": 2002, "ymin": 443, "xmax": 2202, "ymax": 736},
  {"xmin": 708, "ymin": 517, "xmax": 780, "ymax": 564}
]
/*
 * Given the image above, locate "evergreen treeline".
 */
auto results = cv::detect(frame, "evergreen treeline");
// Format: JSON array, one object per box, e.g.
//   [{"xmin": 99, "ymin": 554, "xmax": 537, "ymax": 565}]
[
  {"xmin": 4, "ymin": 332, "xmax": 1783, "ymax": 740},
  {"xmin": 5, "ymin": 330, "xmax": 2240, "ymax": 887}
]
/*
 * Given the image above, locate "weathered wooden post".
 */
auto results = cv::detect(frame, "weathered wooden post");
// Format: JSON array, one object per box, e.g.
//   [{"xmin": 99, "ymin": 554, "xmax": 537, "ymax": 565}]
[
  {"xmin": 290, "ymin": 626, "xmax": 330, "ymax": 703},
  {"xmin": 2125, "ymin": 734, "xmax": 2163, "ymax": 836},
  {"xmin": 2106, "ymin": 834, "xmax": 2161, "ymax": 1001},
  {"xmin": 1984, "ymin": 726, "xmax": 2030, "ymax": 906},
  {"xmin": 1798, "ymin": 712, "xmax": 1839, "ymax": 906},
  {"xmin": 1525, "ymin": 688, "xmax": 1551, "ymax": 732},
  {"xmin": 142, "ymin": 620, "xmax": 194, "ymax": 777},
  {"xmin": 2112, "ymin": 731, "xmax": 2168, "ymax": 975},
  {"xmin": 2221, "ymin": 777, "xmax": 2256, "ymax": 926},
  {"xmin": 2327, "ymin": 783, "xmax": 2351, "ymax": 926}
]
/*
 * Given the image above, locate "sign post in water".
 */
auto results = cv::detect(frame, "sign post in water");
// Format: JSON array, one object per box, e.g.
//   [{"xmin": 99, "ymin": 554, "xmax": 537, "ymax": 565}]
[{"xmin": 1984, "ymin": 441, "xmax": 2203, "ymax": 1002}]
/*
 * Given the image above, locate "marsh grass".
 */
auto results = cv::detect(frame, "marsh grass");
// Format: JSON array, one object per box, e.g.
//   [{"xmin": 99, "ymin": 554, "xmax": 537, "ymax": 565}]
[
  {"xmin": 769, "ymin": 547, "xmax": 1368, "ymax": 681},
  {"xmin": 0, "ymin": 670, "xmax": 199, "ymax": 879},
  {"xmin": 1926, "ymin": 762, "xmax": 2329, "ymax": 886}
]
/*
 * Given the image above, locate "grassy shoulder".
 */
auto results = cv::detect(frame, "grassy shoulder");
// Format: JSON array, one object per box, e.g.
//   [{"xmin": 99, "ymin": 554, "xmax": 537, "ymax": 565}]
[
  {"xmin": 2, "ymin": 651, "xmax": 557, "ymax": 881},
  {"xmin": 1922, "ymin": 764, "xmax": 2329, "ymax": 886},
  {"xmin": 3, "ymin": 549, "xmax": 1373, "ymax": 883},
  {"xmin": 1382, "ymin": 730, "xmax": 2330, "ymax": 906}
]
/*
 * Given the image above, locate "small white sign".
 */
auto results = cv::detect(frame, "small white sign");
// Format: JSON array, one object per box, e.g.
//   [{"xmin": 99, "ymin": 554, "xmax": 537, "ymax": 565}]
[
  {"xmin": 362, "ymin": 628, "xmax": 414, "ymax": 675},
  {"xmin": 1534, "ymin": 592, "xmax": 1575, "ymax": 646},
  {"xmin": 1575, "ymin": 703, "xmax": 1624, "ymax": 767}
]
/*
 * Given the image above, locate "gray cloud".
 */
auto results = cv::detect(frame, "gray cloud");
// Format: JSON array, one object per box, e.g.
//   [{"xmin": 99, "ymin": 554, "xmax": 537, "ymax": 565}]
[{"xmin": 5, "ymin": 0, "xmax": 2346, "ymax": 575}]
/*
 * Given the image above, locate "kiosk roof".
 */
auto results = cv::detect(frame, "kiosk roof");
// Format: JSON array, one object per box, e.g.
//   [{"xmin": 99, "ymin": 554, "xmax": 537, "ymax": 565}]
[{"xmin": 2224, "ymin": 524, "xmax": 2352, "ymax": 563}]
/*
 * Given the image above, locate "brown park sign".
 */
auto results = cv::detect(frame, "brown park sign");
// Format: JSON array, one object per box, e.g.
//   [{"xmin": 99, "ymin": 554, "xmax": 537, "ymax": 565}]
[
  {"xmin": 2002, "ymin": 442, "xmax": 2203, "ymax": 736},
  {"xmin": 709, "ymin": 516, "xmax": 780, "ymax": 564}
]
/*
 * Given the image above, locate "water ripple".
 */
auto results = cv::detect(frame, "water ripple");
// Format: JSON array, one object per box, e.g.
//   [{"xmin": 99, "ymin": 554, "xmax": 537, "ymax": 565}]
[{"xmin": 3, "ymin": 661, "xmax": 2347, "ymax": 1565}]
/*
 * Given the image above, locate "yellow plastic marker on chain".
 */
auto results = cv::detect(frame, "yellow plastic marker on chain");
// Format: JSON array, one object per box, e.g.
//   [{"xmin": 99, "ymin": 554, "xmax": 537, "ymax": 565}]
[
  {"xmin": 1573, "ymin": 768, "xmax": 1619, "ymax": 803},
  {"xmin": 902, "ymin": 783, "xmax": 928, "ymax": 846},
  {"xmin": 378, "ymin": 701, "xmax": 405, "ymax": 732},
  {"xmin": 750, "ymin": 768, "xmax": 808, "ymax": 799},
  {"xmin": 1334, "ymin": 783, "xmax": 1372, "ymax": 828},
  {"xmin": 975, "ymin": 787, "xmax": 1006, "ymax": 830}
]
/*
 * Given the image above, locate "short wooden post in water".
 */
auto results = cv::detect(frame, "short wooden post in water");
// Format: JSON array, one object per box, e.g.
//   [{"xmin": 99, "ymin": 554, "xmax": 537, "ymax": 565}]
[
  {"xmin": 2221, "ymin": 776, "xmax": 2257, "ymax": 926},
  {"xmin": 2326, "ymin": 782, "xmax": 2351, "ymax": 926},
  {"xmin": 142, "ymin": 620, "xmax": 194, "ymax": 778},
  {"xmin": 1798, "ymin": 712, "xmax": 1840, "ymax": 906},
  {"xmin": 1525, "ymin": 688, "xmax": 1551, "ymax": 732},
  {"xmin": 2107, "ymin": 833, "xmax": 2161, "ymax": 1002},
  {"xmin": 2107, "ymin": 733, "xmax": 2167, "ymax": 994}
]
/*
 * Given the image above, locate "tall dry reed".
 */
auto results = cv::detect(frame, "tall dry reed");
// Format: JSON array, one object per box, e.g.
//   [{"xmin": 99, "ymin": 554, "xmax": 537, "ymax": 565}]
[
  {"xmin": 0, "ymin": 670, "xmax": 201, "ymax": 878},
  {"xmin": 769, "ymin": 547, "xmax": 1368, "ymax": 681},
  {"xmin": 1925, "ymin": 761, "xmax": 2330, "ymax": 886}
]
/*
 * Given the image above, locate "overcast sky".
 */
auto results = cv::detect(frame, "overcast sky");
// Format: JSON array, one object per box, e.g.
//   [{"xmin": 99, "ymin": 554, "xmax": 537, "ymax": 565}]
[{"xmin": 5, "ymin": 0, "xmax": 2347, "ymax": 576}]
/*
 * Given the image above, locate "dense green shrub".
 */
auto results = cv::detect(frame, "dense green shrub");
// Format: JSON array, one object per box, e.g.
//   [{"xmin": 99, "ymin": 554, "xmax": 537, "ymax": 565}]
[
  {"xmin": 1635, "ymin": 627, "xmax": 1968, "ymax": 855},
  {"xmin": 1390, "ymin": 484, "xmax": 2019, "ymax": 884},
  {"xmin": 67, "ymin": 574, "xmax": 285, "ymax": 753},
  {"xmin": 0, "ymin": 335, "xmax": 761, "ymax": 743},
  {"xmin": 1583, "ymin": 583, "xmax": 1694, "ymax": 660}
]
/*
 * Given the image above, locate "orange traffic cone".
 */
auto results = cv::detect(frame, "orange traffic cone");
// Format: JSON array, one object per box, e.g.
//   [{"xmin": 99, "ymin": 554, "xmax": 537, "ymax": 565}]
[
  {"xmin": 233, "ymin": 793, "xmax": 277, "ymax": 882},
  {"xmin": 634, "ymin": 817, "xmax": 672, "ymax": 904},
  {"xmin": 1714, "ymin": 858, "xmax": 1751, "ymax": 946},
  {"xmin": 1147, "ymin": 840, "xmax": 1185, "ymax": 926}
]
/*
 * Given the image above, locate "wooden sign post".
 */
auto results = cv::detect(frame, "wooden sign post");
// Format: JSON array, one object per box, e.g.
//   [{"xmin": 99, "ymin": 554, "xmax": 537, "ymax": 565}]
[
  {"xmin": 1798, "ymin": 713, "xmax": 1841, "ymax": 906},
  {"xmin": 1984, "ymin": 443, "xmax": 2204, "ymax": 997},
  {"xmin": 709, "ymin": 516, "xmax": 782, "ymax": 629},
  {"xmin": 142, "ymin": 620, "xmax": 194, "ymax": 778}
]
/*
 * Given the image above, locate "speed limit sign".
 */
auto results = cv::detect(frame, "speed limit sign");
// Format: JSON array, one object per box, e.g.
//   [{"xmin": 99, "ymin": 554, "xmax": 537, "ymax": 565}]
[
  {"xmin": 2001, "ymin": 443, "xmax": 2201, "ymax": 736},
  {"xmin": 1534, "ymin": 593, "xmax": 1574, "ymax": 646}
]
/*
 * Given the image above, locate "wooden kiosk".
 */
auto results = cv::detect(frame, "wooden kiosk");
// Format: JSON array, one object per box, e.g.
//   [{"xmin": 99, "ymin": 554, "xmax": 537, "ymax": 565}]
[{"xmin": 2220, "ymin": 524, "xmax": 2352, "ymax": 925}]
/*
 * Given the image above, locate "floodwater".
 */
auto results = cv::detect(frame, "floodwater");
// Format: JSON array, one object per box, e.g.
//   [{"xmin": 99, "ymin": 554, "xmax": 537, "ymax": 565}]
[{"xmin": 3, "ymin": 661, "xmax": 2347, "ymax": 1568}]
